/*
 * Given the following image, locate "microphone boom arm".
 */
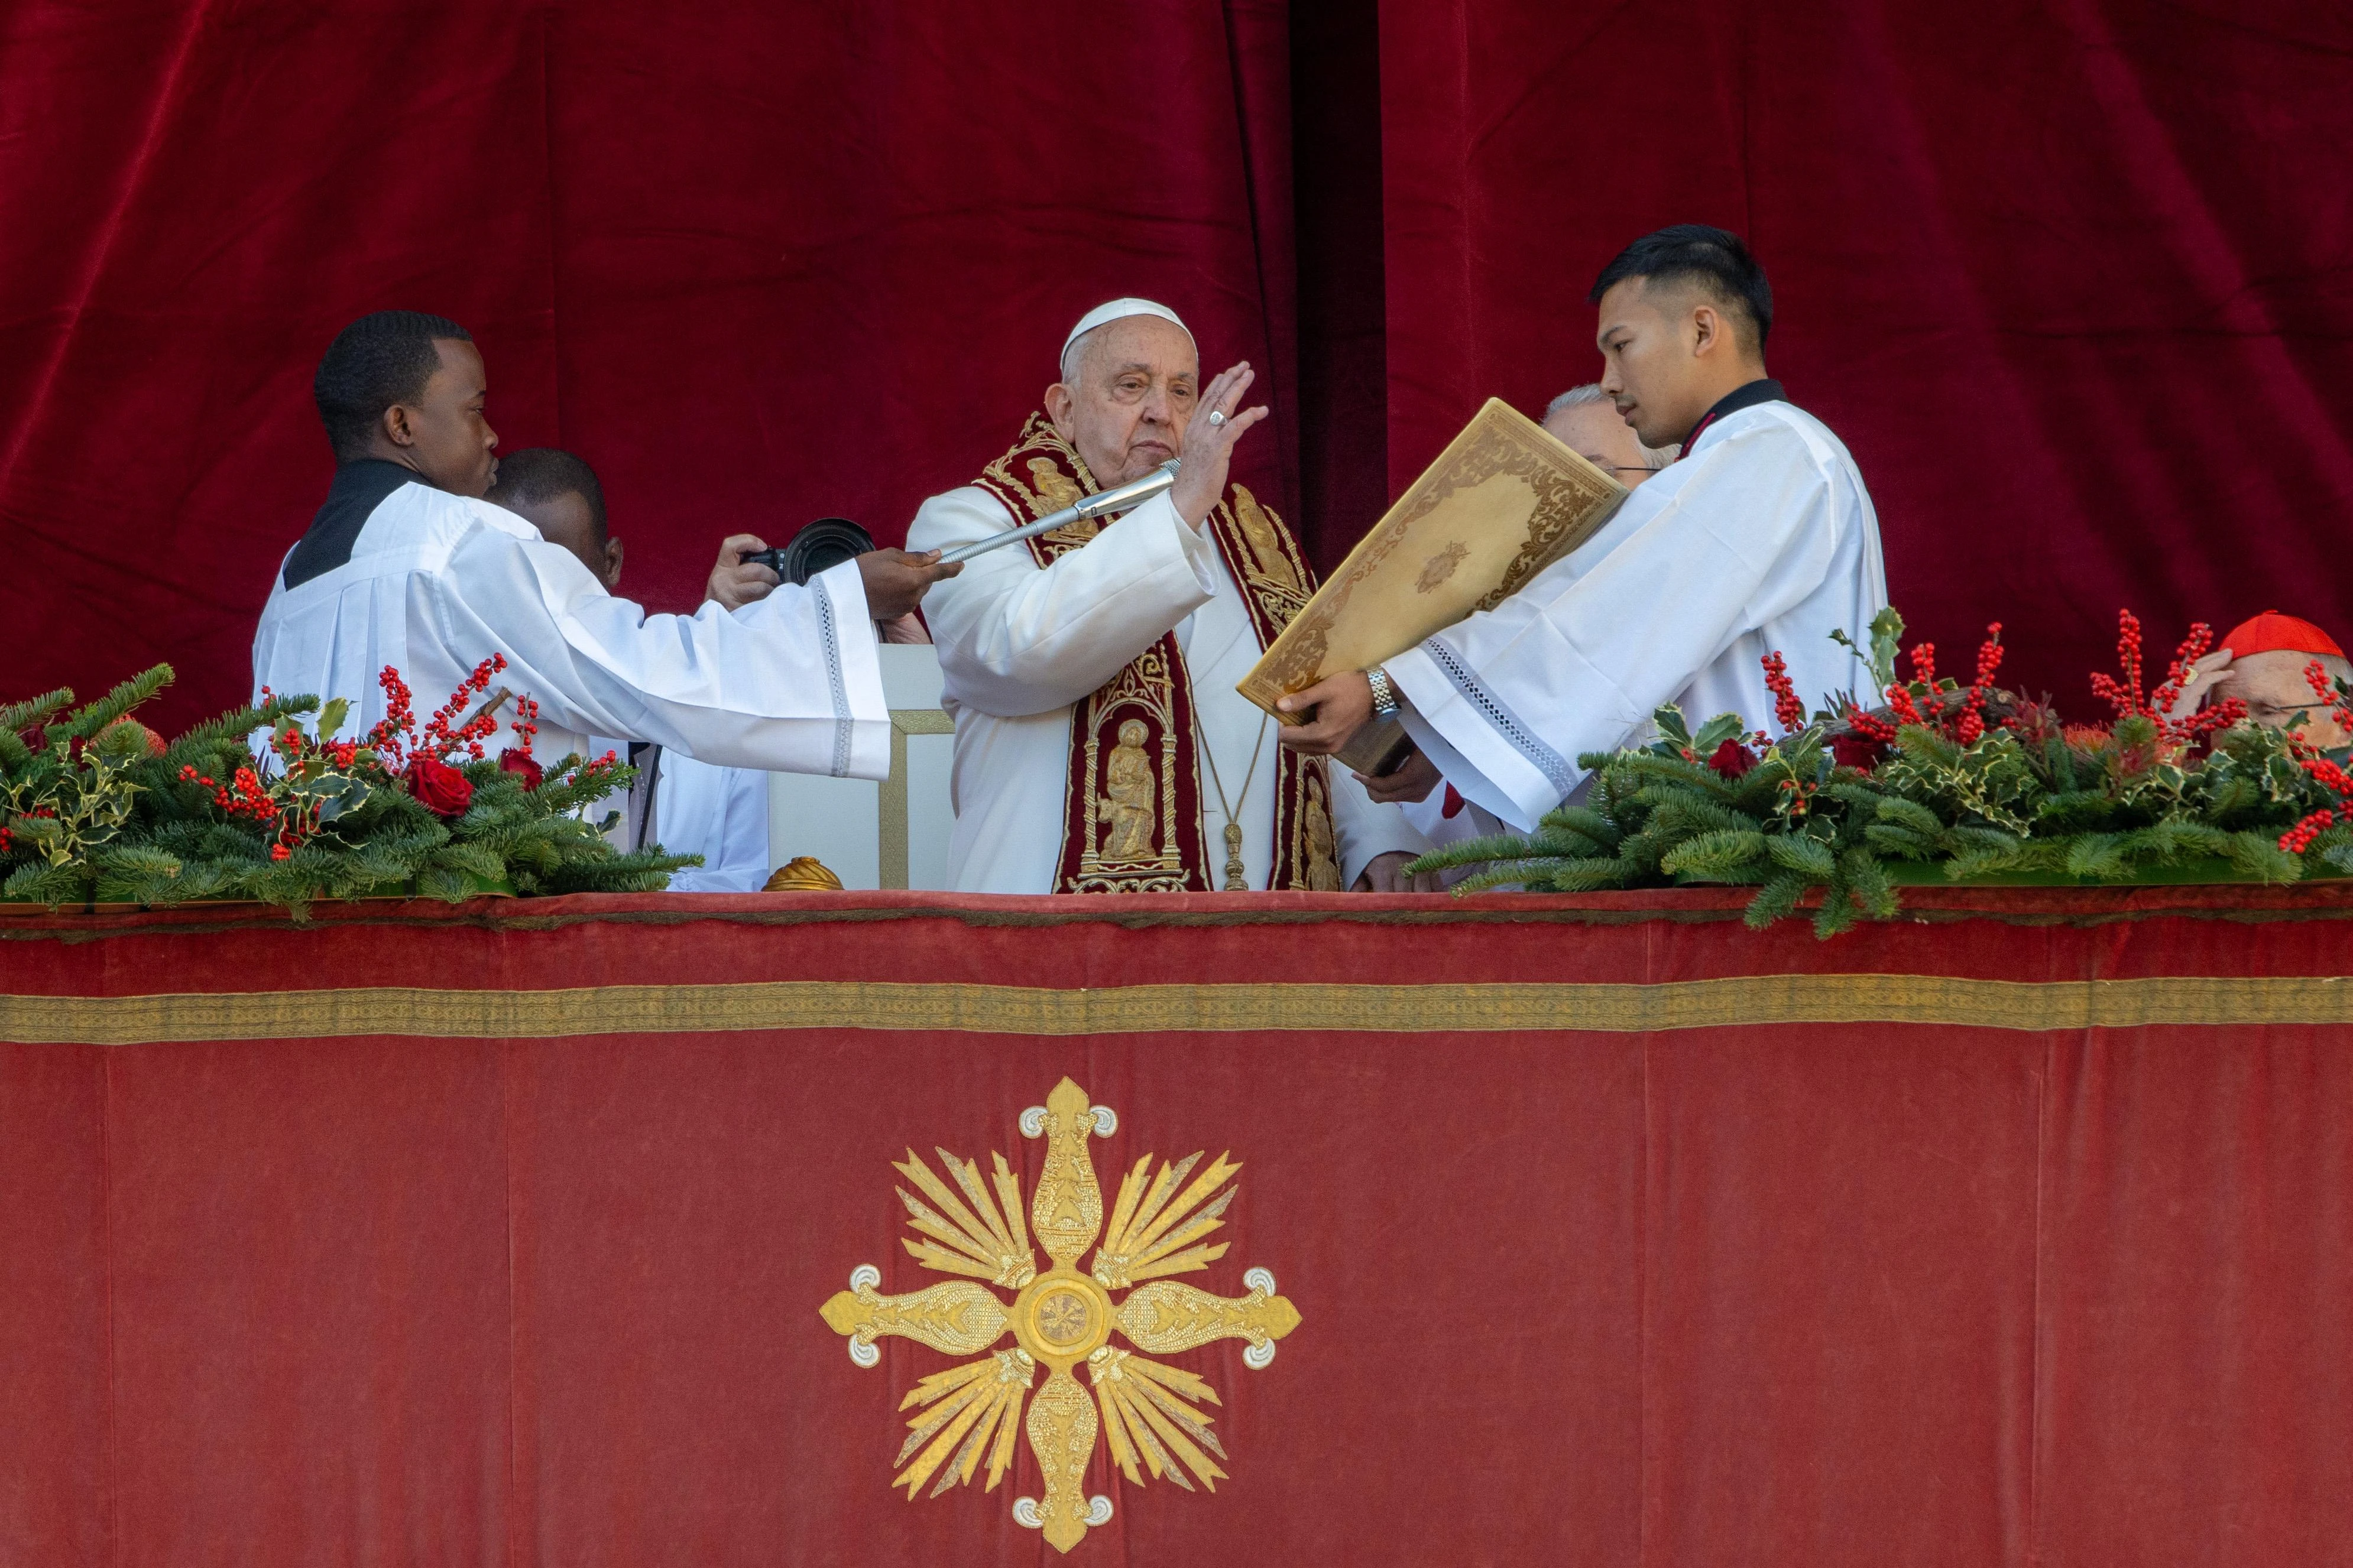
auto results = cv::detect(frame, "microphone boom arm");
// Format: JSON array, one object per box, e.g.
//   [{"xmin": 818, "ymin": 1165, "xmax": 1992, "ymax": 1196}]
[{"xmin": 934, "ymin": 459, "xmax": 1181, "ymax": 564}]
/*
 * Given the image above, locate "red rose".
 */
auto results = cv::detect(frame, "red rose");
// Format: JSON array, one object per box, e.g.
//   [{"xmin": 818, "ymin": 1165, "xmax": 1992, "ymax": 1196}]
[
  {"xmin": 1708, "ymin": 738, "xmax": 1757, "ymax": 778},
  {"xmin": 1830, "ymin": 732, "xmax": 1887, "ymax": 772},
  {"xmin": 404, "ymin": 755, "xmax": 474, "ymax": 817},
  {"xmin": 498, "ymin": 748, "xmax": 544, "ymax": 790}
]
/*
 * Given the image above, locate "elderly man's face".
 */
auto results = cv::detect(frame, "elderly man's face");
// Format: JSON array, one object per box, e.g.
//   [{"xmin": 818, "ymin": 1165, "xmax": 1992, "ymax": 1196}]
[
  {"xmin": 1544, "ymin": 400, "xmax": 1661, "ymax": 488},
  {"xmin": 2216, "ymin": 650, "xmax": 2352, "ymax": 749},
  {"xmin": 1046, "ymin": 317, "xmax": 1198, "ymax": 487}
]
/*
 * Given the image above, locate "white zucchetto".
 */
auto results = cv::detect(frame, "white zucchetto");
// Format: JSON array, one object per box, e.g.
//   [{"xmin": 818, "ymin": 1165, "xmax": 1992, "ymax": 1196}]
[{"xmin": 1061, "ymin": 298, "xmax": 1192, "ymax": 366}]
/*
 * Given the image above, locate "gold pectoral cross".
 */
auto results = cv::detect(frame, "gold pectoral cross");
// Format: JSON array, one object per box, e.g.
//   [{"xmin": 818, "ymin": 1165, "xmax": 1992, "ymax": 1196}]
[{"xmin": 1221, "ymin": 821, "xmax": 1247, "ymax": 891}]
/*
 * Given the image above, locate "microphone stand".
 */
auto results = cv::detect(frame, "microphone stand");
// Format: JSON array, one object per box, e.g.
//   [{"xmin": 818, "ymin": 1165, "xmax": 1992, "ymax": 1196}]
[{"xmin": 935, "ymin": 459, "xmax": 1182, "ymax": 564}]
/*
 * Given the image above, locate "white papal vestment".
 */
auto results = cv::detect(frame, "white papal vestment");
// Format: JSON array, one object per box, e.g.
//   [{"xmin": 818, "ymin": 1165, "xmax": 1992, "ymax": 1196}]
[
  {"xmin": 1388, "ymin": 397, "xmax": 1888, "ymax": 832},
  {"xmin": 907, "ymin": 487, "xmax": 1427, "ymax": 894},
  {"xmin": 252, "ymin": 463, "xmax": 890, "ymax": 785}
]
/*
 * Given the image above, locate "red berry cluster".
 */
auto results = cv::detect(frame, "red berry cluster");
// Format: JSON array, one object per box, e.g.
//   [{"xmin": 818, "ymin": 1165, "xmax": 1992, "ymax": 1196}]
[
  {"xmin": 1844, "ymin": 706, "xmax": 1900, "ymax": 746},
  {"xmin": 266, "ymin": 722, "xmax": 359, "ymax": 772},
  {"xmin": 1834, "ymin": 622, "xmax": 2008, "ymax": 754},
  {"xmin": 1942, "ymin": 624, "xmax": 2007, "ymax": 745},
  {"xmin": 508, "ymin": 693, "xmax": 540, "ymax": 755},
  {"xmin": 183, "ymin": 762, "xmax": 274, "ymax": 823},
  {"xmin": 2151, "ymin": 622, "xmax": 2212, "ymax": 716},
  {"xmin": 422, "ymin": 655, "xmax": 507, "ymax": 762},
  {"xmin": 2151, "ymin": 622, "xmax": 2245, "ymax": 745},
  {"xmin": 2281, "ymin": 809, "xmax": 2336, "ymax": 854},
  {"xmin": 572, "ymin": 748, "xmax": 625, "ymax": 788},
  {"xmin": 2090, "ymin": 611, "xmax": 2148, "ymax": 719},
  {"xmin": 2280, "ymin": 749, "xmax": 2353, "ymax": 855},
  {"xmin": 2093, "ymin": 611, "xmax": 2249, "ymax": 746},
  {"xmin": 2300, "ymin": 753, "xmax": 2353, "ymax": 797},
  {"xmin": 2303, "ymin": 659, "xmax": 2353, "ymax": 737},
  {"xmin": 366, "ymin": 668, "xmax": 419, "ymax": 769},
  {"xmin": 1759, "ymin": 651, "xmax": 1806, "ymax": 735}
]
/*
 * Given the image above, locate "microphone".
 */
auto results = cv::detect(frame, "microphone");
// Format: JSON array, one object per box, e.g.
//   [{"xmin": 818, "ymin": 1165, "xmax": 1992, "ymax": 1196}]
[{"xmin": 934, "ymin": 459, "xmax": 1181, "ymax": 565}]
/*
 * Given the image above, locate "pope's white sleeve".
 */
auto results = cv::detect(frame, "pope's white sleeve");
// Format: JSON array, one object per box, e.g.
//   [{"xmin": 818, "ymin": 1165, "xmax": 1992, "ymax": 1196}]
[
  {"xmin": 432, "ymin": 516, "xmax": 890, "ymax": 780},
  {"xmin": 907, "ymin": 487, "xmax": 1220, "ymax": 717},
  {"xmin": 1385, "ymin": 422, "xmax": 1839, "ymax": 830},
  {"xmin": 1325, "ymin": 764, "xmax": 1434, "ymax": 887}
]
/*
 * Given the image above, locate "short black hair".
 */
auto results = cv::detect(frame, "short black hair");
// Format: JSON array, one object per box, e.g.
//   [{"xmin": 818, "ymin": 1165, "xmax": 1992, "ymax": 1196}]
[
  {"xmin": 487, "ymin": 448, "xmax": 608, "ymax": 541},
  {"xmin": 313, "ymin": 310, "xmax": 473, "ymax": 462},
  {"xmin": 1589, "ymin": 225, "xmax": 1772, "ymax": 352}
]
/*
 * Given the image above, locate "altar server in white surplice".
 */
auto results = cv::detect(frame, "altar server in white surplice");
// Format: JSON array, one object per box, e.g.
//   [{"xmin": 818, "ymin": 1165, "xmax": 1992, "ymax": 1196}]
[
  {"xmin": 482, "ymin": 446, "xmax": 774, "ymax": 891},
  {"xmin": 1282, "ymin": 226, "xmax": 1888, "ymax": 834},
  {"xmin": 907, "ymin": 299, "xmax": 1428, "ymax": 894},
  {"xmin": 253, "ymin": 311, "xmax": 957, "ymax": 796}
]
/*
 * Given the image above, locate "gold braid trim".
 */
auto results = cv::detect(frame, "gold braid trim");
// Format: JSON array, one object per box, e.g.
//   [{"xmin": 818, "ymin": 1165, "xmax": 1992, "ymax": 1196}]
[{"xmin": 7, "ymin": 973, "xmax": 2352, "ymax": 1044}]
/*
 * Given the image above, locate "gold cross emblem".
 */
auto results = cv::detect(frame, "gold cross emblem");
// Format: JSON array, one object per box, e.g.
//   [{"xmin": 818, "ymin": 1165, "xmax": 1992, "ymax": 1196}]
[{"xmin": 819, "ymin": 1077, "xmax": 1301, "ymax": 1552}]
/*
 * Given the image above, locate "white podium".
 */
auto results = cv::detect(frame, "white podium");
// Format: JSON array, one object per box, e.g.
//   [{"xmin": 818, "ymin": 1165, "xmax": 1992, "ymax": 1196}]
[{"xmin": 766, "ymin": 645, "xmax": 957, "ymax": 890}]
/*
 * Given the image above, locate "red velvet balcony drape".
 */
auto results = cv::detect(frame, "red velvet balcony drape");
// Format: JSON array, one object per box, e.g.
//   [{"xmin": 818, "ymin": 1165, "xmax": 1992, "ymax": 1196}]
[{"xmin": 4, "ymin": 888, "xmax": 2352, "ymax": 1566}]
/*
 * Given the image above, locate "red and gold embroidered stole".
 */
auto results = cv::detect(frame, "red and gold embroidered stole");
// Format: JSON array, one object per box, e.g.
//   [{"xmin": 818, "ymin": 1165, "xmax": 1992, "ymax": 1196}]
[{"xmin": 973, "ymin": 414, "xmax": 1344, "ymax": 893}]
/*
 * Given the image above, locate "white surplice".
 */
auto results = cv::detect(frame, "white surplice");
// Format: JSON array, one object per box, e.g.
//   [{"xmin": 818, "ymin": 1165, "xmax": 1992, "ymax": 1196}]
[
  {"xmin": 1387, "ymin": 397, "xmax": 1888, "ymax": 832},
  {"xmin": 252, "ymin": 467, "xmax": 889, "ymax": 783},
  {"xmin": 906, "ymin": 486, "xmax": 1428, "ymax": 894}
]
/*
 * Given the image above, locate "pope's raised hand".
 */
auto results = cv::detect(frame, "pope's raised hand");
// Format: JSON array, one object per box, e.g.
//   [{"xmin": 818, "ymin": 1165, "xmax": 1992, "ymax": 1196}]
[
  {"xmin": 857, "ymin": 547, "xmax": 962, "ymax": 622},
  {"xmin": 1170, "ymin": 361, "xmax": 1269, "ymax": 527}
]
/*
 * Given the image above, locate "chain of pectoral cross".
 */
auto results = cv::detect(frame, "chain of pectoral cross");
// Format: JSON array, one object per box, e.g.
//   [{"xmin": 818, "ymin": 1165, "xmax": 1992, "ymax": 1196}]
[{"xmin": 1198, "ymin": 713, "xmax": 1271, "ymax": 891}]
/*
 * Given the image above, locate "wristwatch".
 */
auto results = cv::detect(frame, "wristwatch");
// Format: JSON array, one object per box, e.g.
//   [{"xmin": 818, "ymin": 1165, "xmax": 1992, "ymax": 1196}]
[{"xmin": 1366, "ymin": 665, "xmax": 1400, "ymax": 721}]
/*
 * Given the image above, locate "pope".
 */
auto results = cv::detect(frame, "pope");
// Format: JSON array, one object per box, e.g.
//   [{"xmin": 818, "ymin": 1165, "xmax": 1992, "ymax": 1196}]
[{"xmin": 906, "ymin": 298, "xmax": 1428, "ymax": 894}]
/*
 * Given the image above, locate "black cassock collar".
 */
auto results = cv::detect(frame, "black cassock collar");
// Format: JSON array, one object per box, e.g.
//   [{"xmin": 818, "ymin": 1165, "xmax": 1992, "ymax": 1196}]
[
  {"xmin": 1678, "ymin": 377, "xmax": 1787, "ymax": 459},
  {"xmin": 283, "ymin": 459, "xmax": 421, "ymax": 589}
]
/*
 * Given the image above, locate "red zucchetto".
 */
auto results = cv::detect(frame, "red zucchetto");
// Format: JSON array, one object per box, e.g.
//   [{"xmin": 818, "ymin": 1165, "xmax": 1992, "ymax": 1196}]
[{"xmin": 2221, "ymin": 611, "xmax": 2345, "ymax": 659}]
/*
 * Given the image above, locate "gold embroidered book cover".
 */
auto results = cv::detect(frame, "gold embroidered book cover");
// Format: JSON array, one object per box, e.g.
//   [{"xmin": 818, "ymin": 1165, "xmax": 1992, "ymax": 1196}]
[{"xmin": 1236, "ymin": 397, "xmax": 1628, "ymax": 770}]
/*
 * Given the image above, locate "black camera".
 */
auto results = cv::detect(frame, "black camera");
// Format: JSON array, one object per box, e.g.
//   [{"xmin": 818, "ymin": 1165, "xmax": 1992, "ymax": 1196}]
[{"xmin": 739, "ymin": 517, "xmax": 876, "ymax": 585}]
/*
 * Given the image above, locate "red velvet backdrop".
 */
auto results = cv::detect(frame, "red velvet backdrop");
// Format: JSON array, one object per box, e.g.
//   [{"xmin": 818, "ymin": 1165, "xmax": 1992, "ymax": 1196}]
[
  {"xmin": 5, "ymin": 2, "xmax": 2352, "ymax": 723},
  {"xmin": 1378, "ymin": 0, "xmax": 2353, "ymax": 702},
  {"xmin": 0, "ymin": 1, "xmax": 1296, "ymax": 729},
  {"xmin": 4, "ymin": 888, "xmax": 2353, "ymax": 1564}
]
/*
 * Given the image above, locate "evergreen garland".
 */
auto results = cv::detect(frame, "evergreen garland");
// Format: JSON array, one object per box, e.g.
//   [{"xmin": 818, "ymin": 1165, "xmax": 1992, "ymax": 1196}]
[
  {"xmin": 1, "ymin": 662, "xmax": 696, "ymax": 914},
  {"xmin": 1410, "ymin": 609, "xmax": 2352, "ymax": 937}
]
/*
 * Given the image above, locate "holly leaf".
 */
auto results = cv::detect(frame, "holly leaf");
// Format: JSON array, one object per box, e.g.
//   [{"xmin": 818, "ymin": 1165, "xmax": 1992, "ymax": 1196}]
[{"xmin": 1690, "ymin": 712, "xmax": 1748, "ymax": 752}]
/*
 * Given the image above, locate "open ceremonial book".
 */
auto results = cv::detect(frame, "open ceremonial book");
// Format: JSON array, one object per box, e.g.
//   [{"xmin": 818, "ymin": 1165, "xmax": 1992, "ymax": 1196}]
[{"xmin": 1238, "ymin": 397, "xmax": 1630, "ymax": 773}]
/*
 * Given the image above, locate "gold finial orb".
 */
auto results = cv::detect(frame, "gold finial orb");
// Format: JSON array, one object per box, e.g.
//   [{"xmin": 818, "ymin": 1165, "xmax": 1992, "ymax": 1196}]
[{"xmin": 763, "ymin": 855, "xmax": 844, "ymax": 892}]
